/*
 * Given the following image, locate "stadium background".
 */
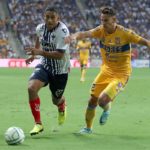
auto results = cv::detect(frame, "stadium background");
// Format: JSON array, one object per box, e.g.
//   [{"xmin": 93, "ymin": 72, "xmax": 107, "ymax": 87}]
[
  {"xmin": 0, "ymin": 1, "xmax": 150, "ymax": 150},
  {"xmin": 0, "ymin": 0, "xmax": 150, "ymax": 67}
]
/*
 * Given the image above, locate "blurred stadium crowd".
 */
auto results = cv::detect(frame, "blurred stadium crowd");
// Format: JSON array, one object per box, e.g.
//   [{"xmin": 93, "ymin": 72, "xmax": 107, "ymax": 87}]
[
  {"xmin": 0, "ymin": 0, "xmax": 149, "ymax": 59},
  {"xmin": 0, "ymin": 17, "xmax": 16, "ymax": 58}
]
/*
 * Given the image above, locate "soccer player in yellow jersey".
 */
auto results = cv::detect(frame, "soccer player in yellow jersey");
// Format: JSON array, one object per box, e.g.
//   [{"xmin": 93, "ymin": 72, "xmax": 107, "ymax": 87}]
[
  {"xmin": 65, "ymin": 6, "xmax": 150, "ymax": 134},
  {"xmin": 76, "ymin": 39, "xmax": 91, "ymax": 82}
]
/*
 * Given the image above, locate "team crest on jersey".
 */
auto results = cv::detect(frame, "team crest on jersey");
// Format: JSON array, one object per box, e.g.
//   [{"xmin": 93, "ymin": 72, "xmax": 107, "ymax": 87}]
[
  {"xmin": 51, "ymin": 34, "xmax": 56, "ymax": 41},
  {"xmin": 115, "ymin": 37, "xmax": 121, "ymax": 45},
  {"xmin": 62, "ymin": 28, "xmax": 67, "ymax": 34}
]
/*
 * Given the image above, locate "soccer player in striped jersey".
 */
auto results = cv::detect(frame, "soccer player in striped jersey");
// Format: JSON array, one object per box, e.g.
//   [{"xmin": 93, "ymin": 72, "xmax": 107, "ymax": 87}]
[
  {"xmin": 25, "ymin": 6, "xmax": 70, "ymax": 135},
  {"xmin": 65, "ymin": 6, "xmax": 150, "ymax": 134}
]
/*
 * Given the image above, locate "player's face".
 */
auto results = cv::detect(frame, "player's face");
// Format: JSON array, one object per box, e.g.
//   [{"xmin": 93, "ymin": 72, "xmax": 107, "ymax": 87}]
[
  {"xmin": 44, "ymin": 11, "xmax": 59, "ymax": 30},
  {"xmin": 100, "ymin": 14, "xmax": 116, "ymax": 30}
]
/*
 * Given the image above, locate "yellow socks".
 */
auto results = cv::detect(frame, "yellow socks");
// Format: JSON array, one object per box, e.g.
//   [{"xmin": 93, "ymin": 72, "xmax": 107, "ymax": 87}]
[
  {"xmin": 80, "ymin": 69, "xmax": 86, "ymax": 81},
  {"xmin": 85, "ymin": 108, "xmax": 96, "ymax": 129}
]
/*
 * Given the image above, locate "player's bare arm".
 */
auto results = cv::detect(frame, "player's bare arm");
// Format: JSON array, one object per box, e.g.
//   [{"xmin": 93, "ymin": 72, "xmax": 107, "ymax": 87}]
[
  {"xmin": 25, "ymin": 36, "xmax": 40, "ymax": 64},
  {"xmin": 138, "ymin": 38, "xmax": 150, "ymax": 49},
  {"xmin": 25, "ymin": 47, "xmax": 64, "ymax": 60},
  {"xmin": 65, "ymin": 30, "xmax": 92, "ymax": 44},
  {"xmin": 35, "ymin": 36, "xmax": 40, "ymax": 49},
  {"xmin": 25, "ymin": 36, "xmax": 64, "ymax": 60}
]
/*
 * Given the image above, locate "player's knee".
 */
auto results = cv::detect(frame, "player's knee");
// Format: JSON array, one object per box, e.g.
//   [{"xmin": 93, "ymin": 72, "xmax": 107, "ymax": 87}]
[
  {"xmin": 98, "ymin": 93, "xmax": 111, "ymax": 108},
  {"xmin": 81, "ymin": 64, "xmax": 86, "ymax": 69},
  {"xmin": 88, "ymin": 95, "xmax": 98, "ymax": 109},
  {"xmin": 83, "ymin": 64, "xmax": 87, "ymax": 69},
  {"xmin": 28, "ymin": 84, "xmax": 37, "ymax": 95}
]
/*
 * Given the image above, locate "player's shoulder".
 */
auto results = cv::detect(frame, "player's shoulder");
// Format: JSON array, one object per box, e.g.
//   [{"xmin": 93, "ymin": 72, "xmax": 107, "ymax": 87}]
[
  {"xmin": 59, "ymin": 21, "xmax": 68, "ymax": 29},
  {"xmin": 90, "ymin": 25, "xmax": 103, "ymax": 36},
  {"xmin": 117, "ymin": 24, "xmax": 132, "ymax": 33},
  {"xmin": 93, "ymin": 25, "xmax": 103, "ymax": 32},
  {"xmin": 36, "ymin": 23, "xmax": 45, "ymax": 32},
  {"xmin": 57, "ymin": 21, "xmax": 69, "ymax": 35}
]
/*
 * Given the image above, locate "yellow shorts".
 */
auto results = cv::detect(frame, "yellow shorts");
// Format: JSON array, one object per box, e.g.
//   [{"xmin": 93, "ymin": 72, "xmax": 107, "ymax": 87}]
[
  {"xmin": 90, "ymin": 71, "xmax": 129, "ymax": 100},
  {"xmin": 79, "ymin": 53, "xmax": 89, "ymax": 65},
  {"xmin": 79, "ymin": 57, "xmax": 88, "ymax": 65}
]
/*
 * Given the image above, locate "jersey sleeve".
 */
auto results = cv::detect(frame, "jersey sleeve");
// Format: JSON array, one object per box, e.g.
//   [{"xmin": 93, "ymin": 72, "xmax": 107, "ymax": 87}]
[
  {"xmin": 90, "ymin": 26, "xmax": 103, "ymax": 39},
  {"xmin": 125, "ymin": 29, "xmax": 142, "ymax": 44},
  {"xmin": 36, "ymin": 25, "xmax": 41, "ymax": 37},
  {"xmin": 56, "ymin": 27, "xmax": 70, "ymax": 51},
  {"xmin": 35, "ymin": 24, "xmax": 44, "ymax": 37}
]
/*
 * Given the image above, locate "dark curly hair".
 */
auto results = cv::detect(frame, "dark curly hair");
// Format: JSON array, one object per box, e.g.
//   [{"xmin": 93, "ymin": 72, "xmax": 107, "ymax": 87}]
[
  {"xmin": 45, "ymin": 6, "xmax": 59, "ymax": 14},
  {"xmin": 100, "ymin": 6, "xmax": 116, "ymax": 16}
]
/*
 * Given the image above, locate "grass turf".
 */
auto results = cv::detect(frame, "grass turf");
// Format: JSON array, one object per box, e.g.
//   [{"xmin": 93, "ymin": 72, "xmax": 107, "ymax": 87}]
[{"xmin": 0, "ymin": 68, "xmax": 150, "ymax": 150}]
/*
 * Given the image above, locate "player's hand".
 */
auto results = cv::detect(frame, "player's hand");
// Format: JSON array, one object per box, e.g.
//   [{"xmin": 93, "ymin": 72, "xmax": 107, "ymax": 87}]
[
  {"xmin": 25, "ymin": 56, "xmax": 34, "ymax": 64},
  {"xmin": 64, "ymin": 35, "xmax": 76, "ymax": 44},
  {"xmin": 25, "ymin": 47, "xmax": 42, "ymax": 56}
]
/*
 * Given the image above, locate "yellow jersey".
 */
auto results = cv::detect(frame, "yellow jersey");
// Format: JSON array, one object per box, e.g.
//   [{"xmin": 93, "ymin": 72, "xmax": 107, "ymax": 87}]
[
  {"xmin": 90, "ymin": 24, "xmax": 142, "ymax": 76},
  {"xmin": 76, "ymin": 40, "xmax": 91, "ymax": 57}
]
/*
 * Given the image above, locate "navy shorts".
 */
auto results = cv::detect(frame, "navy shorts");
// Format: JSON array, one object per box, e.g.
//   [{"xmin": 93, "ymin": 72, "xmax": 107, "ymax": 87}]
[{"xmin": 29, "ymin": 64, "xmax": 68, "ymax": 99}]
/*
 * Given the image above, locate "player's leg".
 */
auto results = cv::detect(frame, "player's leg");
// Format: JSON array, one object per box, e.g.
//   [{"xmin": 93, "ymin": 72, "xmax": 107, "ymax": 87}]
[
  {"xmin": 79, "ymin": 95, "xmax": 98, "ymax": 134},
  {"xmin": 49, "ymin": 74, "xmax": 68, "ymax": 125},
  {"xmin": 52, "ymin": 95, "xmax": 67, "ymax": 125},
  {"xmin": 98, "ymin": 77, "xmax": 128, "ymax": 125},
  {"xmin": 80, "ymin": 58, "xmax": 88, "ymax": 82},
  {"xmin": 98, "ymin": 93, "xmax": 112, "ymax": 125},
  {"xmin": 28, "ymin": 79, "xmax": 45, "ymax": 135},
  {"xmin": 28, "ymin": 64, "xmax": 49, "ymax": 135},
  {"xmin": 79, "ymin": 56, "xmax": 85, "ymax": 82},
  {"xmin": 86, "ymin": 95, "xmax": 98, "ymax": 128},
  {"xmin": 80, "ymin": 64, "xmax": 87, "ymax": 82},
  {"xmin": 79, "ymin": 72, "xmax": 107, "ymax": 134}
]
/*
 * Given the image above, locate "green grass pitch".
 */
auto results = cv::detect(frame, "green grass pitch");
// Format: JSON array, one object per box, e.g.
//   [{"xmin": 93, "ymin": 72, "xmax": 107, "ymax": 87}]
[{"xmin": 0, "ymin": 67, "xmax": 150, "ymax": 150}]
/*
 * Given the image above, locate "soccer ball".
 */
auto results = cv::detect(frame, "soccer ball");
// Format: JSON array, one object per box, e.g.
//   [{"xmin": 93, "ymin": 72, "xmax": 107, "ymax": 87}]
[{"xmin": 4, "ymin": 127, "xmax": 25, "ymax": 145}]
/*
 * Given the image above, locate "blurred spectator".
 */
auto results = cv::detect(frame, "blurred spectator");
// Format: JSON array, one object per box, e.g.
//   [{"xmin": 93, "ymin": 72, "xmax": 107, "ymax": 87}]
[
  {"xmin": 0, "ymin": 17, "xmax": 17, "ymax": 58},
  {"xmin": 84, "ymin": 0, "xmax": 150, "ymax": 59},
  {"xmin": 131, "ymin": 48, "xmax": 139, "ymax": 60},
  {"xmin": 7, "ymin": 0, "xmax": 88, "ymax": 46},
  {"xmin": 6, "ymin": 0, "xmax": 150, "ymax": 59}
]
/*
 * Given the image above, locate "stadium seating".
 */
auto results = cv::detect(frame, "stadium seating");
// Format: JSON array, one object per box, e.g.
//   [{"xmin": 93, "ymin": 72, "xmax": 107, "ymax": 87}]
[
  {"xmin": 0, "ymin": 17, "xmax": 16, "ymax": 58},
  {"xmin": 84, "ymin": 0, "xmax": 150, "ymax": 59},
  {"xmin": 5, "ymin": 0, "xmax": 150, "ymax": 59}
]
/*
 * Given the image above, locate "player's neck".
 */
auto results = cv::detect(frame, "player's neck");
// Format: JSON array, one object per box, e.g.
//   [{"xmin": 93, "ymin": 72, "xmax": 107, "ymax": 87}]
[
  {"xmin": 105, "ymin": 24, "xmax": 117, "ymax": 34},
  {"xmin": 46, "ymin": 22, "xmax": 60, "ymax": 31}
]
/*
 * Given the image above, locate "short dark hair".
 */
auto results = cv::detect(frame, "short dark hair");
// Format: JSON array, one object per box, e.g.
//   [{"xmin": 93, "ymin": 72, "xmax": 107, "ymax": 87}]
[
  {"xmin": 45, "ymin": 6, "xmax": 59, "ymax": 14},
  {"xmin": 100, "ymin": 6, "xmax": 116, "ymax": 16}
]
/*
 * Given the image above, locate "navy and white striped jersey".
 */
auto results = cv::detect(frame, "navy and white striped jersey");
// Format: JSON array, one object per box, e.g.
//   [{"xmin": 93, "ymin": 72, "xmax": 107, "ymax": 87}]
[{"xmin": 36, "ymin": 21, "xmax": 70, "ymax": 75}]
